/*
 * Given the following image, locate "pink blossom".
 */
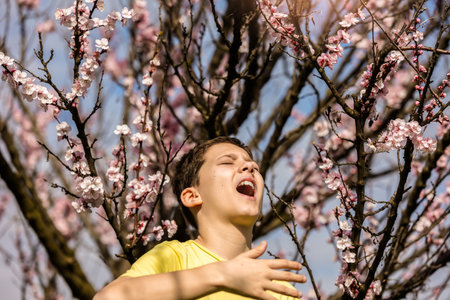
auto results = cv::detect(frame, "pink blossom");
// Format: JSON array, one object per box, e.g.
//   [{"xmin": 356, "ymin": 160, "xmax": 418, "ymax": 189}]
[
  {"xmin": 121, "ymin": 7, "xmax": 135, "ymax": 25},
  {"xmin": 139, "ymin": 154, "xmax": 151, "ymax": 168},
  {"xmin": 142, "ymin": 73, "xmax": 153, "ymax": 86},
  {"xmin": 106, "ymin": 164, "xmax": 124, "ymax": 183},
  {"xmin": 372, "ymin": 119, "xmax": 437, "ymax": 154},
  {"xmin": 133, "ymin": 114, "xmax": 145, "ymax": 126},
  {"xmin": 162, "ymin": 220, "xmax": 178, "ymax": 238},
  {"xmin": 131, "ymin": 132, "xmax": 148, "ymax": 147},
  {"xmin": 137, "ymin": 220, "xmax": 148, "ymax": 235},
  {"xmin": 94, "ymin": 0, "xmax": 105, "ymax": 12},
  {"xmin": 412, "ymin": 31, "xmax": 424, "ymax": 42},
  {"xmin": 152, "ymin": 225, "xmax": 164, "ymax": 241},
  {"xmin": 0, "ymin": 52, "xmax": 15, "ymax": 66},
  {"xmin": 336, "ymin": 270, "xmax": 360, "ymax": 298},
  {"xmin": 35, "ymin": 85, "xmax": 55, "ymax": 105},
  {"xmin": 337, "ymin": 30, "xmax": 351, "ymax": 44},
  {"xmin": 300, "ymin": 186, "xmax": 319, "ymax": 204},
  {"xmin": 314, "ymin": 120, "xmax": 330, "ymax": 137},
  {"xmin": 127, "ymin": 179, "xmax": 150, "ymax": 200},
  {"xmin": 142, "ymin": 171, "xmax": 170, "ymax": 203},
  {"xmin": 356, "ymin": 8, "xmax": 366, "ymax": 21},
  {"xmin": 259, "ymin": 0, "xmax": 308, "ymax": 57},
  {"xmin": 114, "ymin": 124, "xmax": 131, "ymax": 136},
  {"xmin": 21, "ymin": 80, "xmax": 37, "ymax": 101},
  {"xmin": 336, "ymin": 235, "xmax": 352, "ymax": 250},
  {"xmin": 141, "ymin": 234, "xmax": 151, "ymax": 246},
  {"xmin": 342, "ymin": 250, "xmax": 356, "ymax": 263},
  {"xmin": 293, "ymin": 206, "xmax": 308, "ymax": 224},
  {"xmin": 65, "ymin": 148, "xmax": 83, "ymax": 162},
  {"xmin": 339, "ymin": 13, "xmax": 360, "ymax": 28},
  {"xmin": 414, "ymin": 67, "xmax": 426, "ymax": 78},
  {"xmin": 149, "ymin": 171, "xmax": 170, "ymax": 187},
  {"xmin": 318, "ymin": 157, "xmax": 333, "ymax": 171},
  {"xmin": 13, "ymin": 70, "xmax": 28, "ymax": 84},
  {"xmin": 72, "ymin": 161, "xmax": 91, "ymax": 176},
  {"xmin": 75, "ymin": 176, "xmax": 104, "ymax": 208},
  {"xmin": 388, "ymin": 51, "xmax": 404, "ymax": 63},
  {"xmin": 339, "ymin": 220, "xmax": 351, "ymax": 231},
  {"xmin": 95, "ymin": 38, "xmax": 109, "ymax": 51},
  {"xmin": 124, "ymin": 192, "xmax": 138, "ymax": 214},
  {"xmin": 325, "ymin": 172, "xmax": 341, "ymax": 190},
  {"xmin": 411, "ymin": 136, "xmax": 437, "ymax": 153},
  {"xmin": 56, "ymin": 121, "xmax": 71, "ymax": 141},
  {"xmin": 406, "ymin": 120, "xmax": 421, "ymax": 135},
  {"xmin": 317, "ymin": 53, "xmax": 337, "ymax": 69},
  {"xmin": 364, "ymin": 280, "xmax": 382, "ymax": 300},
  {"xmin": 326, "ymin": 43, "xmax": 344, "ymax": 56},
  {"xmin": 54, "ymin": 8, "xmax": 77, "ymax": 29},
  {"xmin": 35, "ymin": 20, "xmax": 55, "ymax": 33},
  {"xmin": 414, "ymin": 215, "xmax": 431, "ymax": 232}
]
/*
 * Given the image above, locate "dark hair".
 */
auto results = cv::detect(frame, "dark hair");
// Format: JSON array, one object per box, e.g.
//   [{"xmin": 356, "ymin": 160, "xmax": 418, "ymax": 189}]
[{"xmin": 172, "ymin": 136, "xmax": 253, "ymax": 228}]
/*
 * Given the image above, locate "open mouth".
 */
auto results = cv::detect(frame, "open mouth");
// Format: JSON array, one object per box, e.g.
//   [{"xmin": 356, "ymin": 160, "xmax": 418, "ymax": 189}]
[{"xmin": 236, "ymin": 180, "xmax": 255, "ymax": 197}]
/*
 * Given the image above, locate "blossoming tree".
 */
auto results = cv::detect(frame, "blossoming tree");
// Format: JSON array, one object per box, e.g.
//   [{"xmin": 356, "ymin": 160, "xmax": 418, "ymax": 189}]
[{"xmin": 0, "ymin": 0, "xmax": 448, "ymax": 299}]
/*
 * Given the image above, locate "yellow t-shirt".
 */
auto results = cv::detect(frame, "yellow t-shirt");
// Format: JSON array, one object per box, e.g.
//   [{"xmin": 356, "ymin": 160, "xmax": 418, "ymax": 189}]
[{"xmin": 122, "ymin": 240, "xmax": 299, "ymax": 300}]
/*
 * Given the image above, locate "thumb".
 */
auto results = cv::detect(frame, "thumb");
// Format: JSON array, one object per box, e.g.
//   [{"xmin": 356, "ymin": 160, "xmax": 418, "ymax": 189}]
[{"xmin": 242, "ymin": 240, "xmax": 267, "ymax": 259}]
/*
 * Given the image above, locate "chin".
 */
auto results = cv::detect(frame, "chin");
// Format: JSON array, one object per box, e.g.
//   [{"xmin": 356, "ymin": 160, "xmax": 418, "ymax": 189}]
[{"xmin": 231, "ymin": 213, "xmax": 259, "ymax": 227}]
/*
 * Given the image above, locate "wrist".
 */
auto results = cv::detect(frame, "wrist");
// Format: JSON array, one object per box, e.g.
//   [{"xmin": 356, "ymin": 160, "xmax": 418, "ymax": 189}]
[{"xmin": 206, "ymin": 261, "xmax": 227, "ymax": 290}]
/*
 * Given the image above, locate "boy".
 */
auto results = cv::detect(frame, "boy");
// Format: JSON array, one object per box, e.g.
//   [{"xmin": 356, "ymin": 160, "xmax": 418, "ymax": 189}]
[{"xmin": 94, "ymin": 137, "xmax": 307, "ymax": 300}]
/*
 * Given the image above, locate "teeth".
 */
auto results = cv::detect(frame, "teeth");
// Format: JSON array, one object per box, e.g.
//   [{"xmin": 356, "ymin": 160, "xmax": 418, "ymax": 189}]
[
  {"xmin": 236, "ymin": 180, "xmax": 256, "ymax": 197},
  {"xmin": 238, "ymin": 180, "xmax": 255, "ymax": 190}
]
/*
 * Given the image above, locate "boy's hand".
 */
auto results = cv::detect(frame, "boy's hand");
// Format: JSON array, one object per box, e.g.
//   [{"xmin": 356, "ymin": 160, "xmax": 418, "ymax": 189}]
[{"xmin": 219, "ymin": 240, "xmax": 307, "ymax": 300}]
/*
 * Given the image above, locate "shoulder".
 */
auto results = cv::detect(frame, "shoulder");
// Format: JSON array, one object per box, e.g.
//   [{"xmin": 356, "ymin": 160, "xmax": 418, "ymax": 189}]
[
  {"xmin": 141, "ymin": 240, "xmax": 187, "ymax": 263},
  {"xmin": 121, "ymin": 240, "xmax": 185, "ymax": 278},
  {"xmin": 154, "ymin": 239, "xmax": 184, "ymax": 252}
]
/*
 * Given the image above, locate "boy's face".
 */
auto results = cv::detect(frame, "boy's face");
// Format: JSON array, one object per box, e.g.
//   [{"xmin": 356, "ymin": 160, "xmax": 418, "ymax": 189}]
[{"xmin": 193, "ymin": 142, "xmax": 264, "ymax": 227}]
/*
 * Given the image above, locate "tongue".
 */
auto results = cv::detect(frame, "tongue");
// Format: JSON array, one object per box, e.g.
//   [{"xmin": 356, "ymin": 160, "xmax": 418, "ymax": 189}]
[{"xmin": 236, "ymin": 184, "xmax": 254, "ymax": 196}]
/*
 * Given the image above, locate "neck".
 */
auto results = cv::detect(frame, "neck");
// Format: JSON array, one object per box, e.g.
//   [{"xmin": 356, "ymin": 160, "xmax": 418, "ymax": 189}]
[{"xmin": 195, "ymin": 220, "xmax": 253, "ymax": 260}]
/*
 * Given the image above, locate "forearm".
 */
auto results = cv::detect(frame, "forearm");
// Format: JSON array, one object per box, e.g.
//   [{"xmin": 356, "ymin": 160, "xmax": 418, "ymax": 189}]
[{"xmin": 94, "ymin": 261, "xmax": 225, "ymax": 300}]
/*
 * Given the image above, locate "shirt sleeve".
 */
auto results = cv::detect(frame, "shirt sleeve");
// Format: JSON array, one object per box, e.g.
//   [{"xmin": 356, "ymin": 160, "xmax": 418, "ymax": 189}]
[{"xmin": 121, "ymin": 241, "xmax": 182, "ymax": 278}]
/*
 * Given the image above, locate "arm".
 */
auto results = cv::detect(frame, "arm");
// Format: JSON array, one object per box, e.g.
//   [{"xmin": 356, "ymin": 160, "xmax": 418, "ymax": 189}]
[
  {"xmin": 94, "ymin": 241, "xmax": 307, "ymax": 300},
  {"xmin": 93, "ymin": 261, "xmax": 226, "ymax": 300}
]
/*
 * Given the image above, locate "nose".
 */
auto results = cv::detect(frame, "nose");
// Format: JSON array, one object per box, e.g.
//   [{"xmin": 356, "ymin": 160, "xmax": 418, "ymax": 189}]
[{"xmin": 239, "ymin": 160, "xmax": 255, "ymax": 174}]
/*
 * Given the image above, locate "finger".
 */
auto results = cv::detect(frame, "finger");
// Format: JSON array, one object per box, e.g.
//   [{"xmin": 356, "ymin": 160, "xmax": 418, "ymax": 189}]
[
  {"xmin": 263, "ymin": 281, "xmax": 302, "ymax": 299},
  {"xmin": 254, "ymin": 290, "xmax": 278, "ymax": 300},
  {"xmin": 266, "ymin": 259, "xmax": 303, "ymax": 270},
  {"xmin": 242, "ymin": 240, "xmax": 267, "ymax": 259},
  {"xmin": 269, "ymin": 270, "xmax": 308, "ymax": 283}
]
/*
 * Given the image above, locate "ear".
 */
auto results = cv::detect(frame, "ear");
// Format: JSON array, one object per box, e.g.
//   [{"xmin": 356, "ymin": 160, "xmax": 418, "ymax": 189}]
[{"xmin": 180, "ymin": 187, "xmax": 203, "ymax": 208}]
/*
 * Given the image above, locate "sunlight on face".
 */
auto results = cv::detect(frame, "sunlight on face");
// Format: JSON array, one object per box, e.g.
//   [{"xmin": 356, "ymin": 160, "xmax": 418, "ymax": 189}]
[{"xmin": 195, "ymin": 143, "xmax": 264, "ymax": 227}]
